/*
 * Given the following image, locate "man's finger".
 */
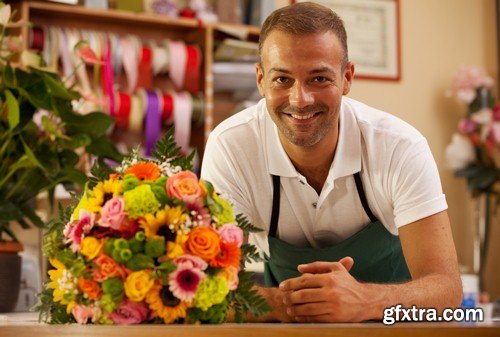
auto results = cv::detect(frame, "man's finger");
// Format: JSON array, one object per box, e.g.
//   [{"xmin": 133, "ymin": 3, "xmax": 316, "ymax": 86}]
[
  {"xmin": 294, "ymin": 314, "xmax": 333, "ymax": 323},
  {"xmin": 297, "ymin": 261, "xmax": 338, "ymax": 274},
  {"xmin": 286, "ymin": 302, "xmax": 330, "ymax": 317},
  {"xmin": 279, "ymin": 273, "xmax": 324, "ymax": 291},
  {"xmin": 338, "ymin": 256, "xmax": 354, "ymax": 271},
  {"xmin": 283, "ymin": 288, "xmax": 325, "ymax": 305}
]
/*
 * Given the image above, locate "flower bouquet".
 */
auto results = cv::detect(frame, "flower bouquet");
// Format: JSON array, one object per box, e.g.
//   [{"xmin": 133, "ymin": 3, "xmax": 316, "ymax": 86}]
[{"xmin": 37, "ymin": 129, "xmax": 269, "ymax": 324}]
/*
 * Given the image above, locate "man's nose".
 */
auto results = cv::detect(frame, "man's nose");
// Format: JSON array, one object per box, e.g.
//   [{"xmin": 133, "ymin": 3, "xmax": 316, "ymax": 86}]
[{"xmin": 289, "ymin": 83, "xmax": 314, "ymax": 108}]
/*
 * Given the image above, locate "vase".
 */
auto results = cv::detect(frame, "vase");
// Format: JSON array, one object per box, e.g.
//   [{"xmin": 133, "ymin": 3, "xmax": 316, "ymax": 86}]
[{"xmin": 0, "ymin": 251, "xmax": 22, "ymax": 312}]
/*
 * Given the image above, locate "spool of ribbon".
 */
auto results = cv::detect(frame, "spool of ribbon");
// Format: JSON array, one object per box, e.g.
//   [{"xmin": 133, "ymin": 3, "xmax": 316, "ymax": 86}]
[
  {"xmin": 101, "ymin": 37, "xmax": 115, "ymax": 115},
  {"xmin": 115, "ymin": 92, "xmax": 131, "ymax": 128},
  {"xmin": 151, "ymin": 40, "xmax": 169, "ymax": 76},
  {"xmin": 48, "ymin": 26, "xmax": 60, "ymax": 71},
  {"xmin": 128, "ymin": 92, "xmax": 144, "ymax": 134},
  {"xmin": 144, "ymin": 90, "xmax": 162, "ymax": 156},
  {"xmin": 172, "ymin": 91, "xmax": 193, "ymax": 154},
  {"xmin": 109, "ymin": 33, "xmax": 123, "ymax": 77},
  {"xmin": 30, "ymin": 26, "xmax": 44, "ymax": 52},
  {"xmin": 137, "ymin": 45, "xmax": 153, "ymax": 88},
  {"xmin": 191, "ymin": 95, "xmax": 204, "ymax": 128},
  {"xmin": 184, "ymin": 44, "xmax": 202, "ymax": 93},
  {"xmin": 162, "ymin": 92, "xmax": 174, "ymax": 124},
  {"xmin": 168, "ymin": 40, "xmax": 187, "ymax": 90},
  {"xmin": 121, "ymin": 35, "xmax": 140, "ymax": 92}
]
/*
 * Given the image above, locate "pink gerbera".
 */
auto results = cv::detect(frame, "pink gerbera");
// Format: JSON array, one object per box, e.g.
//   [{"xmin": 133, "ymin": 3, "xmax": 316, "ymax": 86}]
[{"xmin": 168, "ymin": 266, "xmax": 206, "ymax": 302}]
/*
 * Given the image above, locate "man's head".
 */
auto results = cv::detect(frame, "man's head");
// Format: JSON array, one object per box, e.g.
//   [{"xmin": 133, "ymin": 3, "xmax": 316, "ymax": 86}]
[{"xmin": 256, "ymin": 2, "xmax": 354, "ymax": 148}]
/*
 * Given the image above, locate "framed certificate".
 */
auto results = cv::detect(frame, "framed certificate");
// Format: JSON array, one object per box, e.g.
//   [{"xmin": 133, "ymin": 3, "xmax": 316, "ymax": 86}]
[{"xmin": 295, "ymin": 0, "xmax": 401, "ymax": 81}]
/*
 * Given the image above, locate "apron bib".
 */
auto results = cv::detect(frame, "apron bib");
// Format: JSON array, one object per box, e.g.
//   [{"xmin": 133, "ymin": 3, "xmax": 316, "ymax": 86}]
[{"xmin": 264, "ymin": 172, "xmax": 411, "ymax": 287}]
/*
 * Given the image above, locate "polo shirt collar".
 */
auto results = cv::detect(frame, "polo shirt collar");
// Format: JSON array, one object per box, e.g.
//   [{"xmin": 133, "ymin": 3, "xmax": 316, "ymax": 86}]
[{"xmin": 264, "ymin": 97, "xmax": 362, "ymax": 180}]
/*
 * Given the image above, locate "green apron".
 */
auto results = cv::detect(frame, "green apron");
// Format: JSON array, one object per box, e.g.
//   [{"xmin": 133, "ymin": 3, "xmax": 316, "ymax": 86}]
[{"xmin": 264, "ymin": 172, "xmax": 411, "ymax": 287}]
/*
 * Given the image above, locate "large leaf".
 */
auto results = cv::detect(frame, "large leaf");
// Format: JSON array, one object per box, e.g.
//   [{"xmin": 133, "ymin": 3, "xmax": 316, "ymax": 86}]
[
  {"xmin": 38, "ymin": 69, "xmax": 80, "ymax": 101},
  {"xmin": 467, "ymin": 167, "xmax": 498, "ymax": 192},
  {"xmin": 21, "ymin": 137, "xmax": 46, "ymax": 173},
  {"xmin": 4, "ymin": 89, "xmax": 19, "ymax": 130},
  {"xmin": 86, "ymin": 135, "xmax": 122, "ymax": 162},
  {"xmin": 0, "ymin": 202, "xmax": 25, "ymax": 222},
  {"xmin": 64, "ymin": 112, "xmax": 114, "ymax": 139},
  {"xmin": 3, "ymin": 63, "xmax": 15, "ymax": 87},
  {"xmin": 15, "ymin": 69, "xmax": 52, "ymax": 110}
]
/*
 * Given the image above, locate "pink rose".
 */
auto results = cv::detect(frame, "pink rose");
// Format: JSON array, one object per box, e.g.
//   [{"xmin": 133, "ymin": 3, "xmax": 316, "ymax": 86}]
[
  {"xmin": 458, "ymin": 118, "xmax": 476, "ymax": 134},
  {"xmin": 218, "ymin": 224, "xmax": 244, "ymax": 247},
  {"xmin": 72, "ymin": 304, "xmax": 95, "ymax": 324},
  {"xmin": 173, "ymin": 254, "xmax": 208, "ymax": 270},
  {"xmin": 108, "ymin": 299, "xmax": 149, "ymax": 325},
  {"xmin": 99, "ymin": 197, "xmax": 126, "ymax": 230},
  {"xmin": 63, "ymin": 210, "xmax": 95, "ymax": 252},
  {"xmin": 166, "ymin": 171, "xmax": 205, "ymax": 204}
]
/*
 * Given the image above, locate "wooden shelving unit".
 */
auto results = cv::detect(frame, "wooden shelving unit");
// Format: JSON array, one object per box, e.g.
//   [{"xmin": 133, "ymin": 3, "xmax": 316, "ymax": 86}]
[{"xmin": 9, "ymin": 0, "xmax": 260, "ymax": 158}]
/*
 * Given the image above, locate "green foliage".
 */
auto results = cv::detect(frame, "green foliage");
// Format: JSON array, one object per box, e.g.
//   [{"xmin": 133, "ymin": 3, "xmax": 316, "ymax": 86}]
[
  {"xmin": 0, "ymin": 22, "xmax": 123, "ymax": 241},
  {"xmin": 228, "ymin": 271, "xmax": 271, "ymax": 323},
  {"xmin": 151, "ymin": 127, "xmax": 195, "ymax": 170},
  {"xmin": 236, "ymin": 214, "xmax": 263, "ymax": 234},
  {"xmin": 35, "ymin": 287, "xmax": 76, "ymax": 324}
]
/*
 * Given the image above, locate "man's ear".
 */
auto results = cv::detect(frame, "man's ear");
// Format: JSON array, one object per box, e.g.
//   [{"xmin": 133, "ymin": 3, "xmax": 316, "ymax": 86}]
[
  {"xmin": 342, "ymin": 61, "xmax": 355, "ymax": 95},
  {"xmin": 256, "ymin": 62, "xmax": 265, "ymax": 97}
]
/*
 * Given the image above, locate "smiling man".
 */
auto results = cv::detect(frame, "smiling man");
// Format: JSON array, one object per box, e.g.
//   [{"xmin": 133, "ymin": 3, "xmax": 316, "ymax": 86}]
[{"xmin": 201, "ymin": 2, "xmax": 462, "ymax": 322}]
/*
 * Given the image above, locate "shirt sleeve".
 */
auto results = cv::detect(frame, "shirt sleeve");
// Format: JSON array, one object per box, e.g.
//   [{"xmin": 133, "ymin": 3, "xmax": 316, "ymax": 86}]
[
  {"xmin": 200, "ymin": 133, "xmax": 255, "ymax": 224},
  {"xmin": 391, "ymin": 139, "xmax": 448, "ymax": 228}
]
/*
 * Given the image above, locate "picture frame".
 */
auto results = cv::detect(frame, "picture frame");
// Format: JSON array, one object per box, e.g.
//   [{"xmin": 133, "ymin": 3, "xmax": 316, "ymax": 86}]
[{"xmin": 295, "ymin": 0, "xmax": 401, "ymax": 81}]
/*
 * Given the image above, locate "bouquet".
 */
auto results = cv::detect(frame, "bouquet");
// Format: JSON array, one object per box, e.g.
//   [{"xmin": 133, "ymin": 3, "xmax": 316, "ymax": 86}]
[
  {"xmin": 37, "ymin": 129, "xmax": 269, "ymax": 324},
  {"xmin": 445, "ymin": 66, "xmax": 500, "ymax": 195}
]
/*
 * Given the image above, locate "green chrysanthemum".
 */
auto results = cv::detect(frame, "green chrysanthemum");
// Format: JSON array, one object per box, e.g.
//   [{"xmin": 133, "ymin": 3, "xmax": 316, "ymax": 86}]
[
  {"xmin": 209, "ymin": 194, "xmax": 235, "ymax": 226},
  {"xmin": 123, "ymin": 184, "xmax": 160, "ymax": 219},
  {"xmin": 194, "ymin": 276, "xmax": 229, "ymax": 311}
]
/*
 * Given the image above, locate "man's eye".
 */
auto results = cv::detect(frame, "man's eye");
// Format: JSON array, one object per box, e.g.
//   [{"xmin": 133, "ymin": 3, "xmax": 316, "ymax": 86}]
[
  {"xmin": 313, "ymin": 76, "xmax": 328, "ymax": 83},
  {"xmin": 275, "ymin": 77, "xmax": 290, "ymax": 84}
]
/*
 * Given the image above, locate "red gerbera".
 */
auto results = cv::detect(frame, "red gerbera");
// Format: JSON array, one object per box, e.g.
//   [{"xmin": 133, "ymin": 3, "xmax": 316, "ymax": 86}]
[{"xmin": 210, "ymin": 241, "xmax": 241, "ymax": 269}]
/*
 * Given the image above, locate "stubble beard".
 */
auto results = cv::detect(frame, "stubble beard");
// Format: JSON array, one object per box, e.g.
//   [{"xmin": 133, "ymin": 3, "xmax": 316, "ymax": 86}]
[{"xmin": 270, "ymin": 103, "xmax": 334, "ymax": 147}]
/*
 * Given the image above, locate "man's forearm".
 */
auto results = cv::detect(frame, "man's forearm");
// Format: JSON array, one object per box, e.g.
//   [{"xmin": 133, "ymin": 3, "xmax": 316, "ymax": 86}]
[{"xmin": 365, "ymin": 273, "xmax": 463, "ymax": 320}]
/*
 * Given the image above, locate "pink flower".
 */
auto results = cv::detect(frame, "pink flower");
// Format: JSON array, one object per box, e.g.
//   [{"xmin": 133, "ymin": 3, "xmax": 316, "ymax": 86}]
[
  {"xmin": 173, "ymin": 254, "xmax": 208, "ymax": 270},
  {"xmin": 168, "ymin": 266, "xmax": 206, "ymax": 302},
  {"xmin": 74, "ymin": 41, "xmax": 103, "ymax": 65},
  {"xmin": 220, "ymin": 266, "xmax": 239, "ymax": 291},
  {"xmin": 449, "ymin": 66, "xmax": 494, "ymax": 103},
  {"xmin": 218, "ymin": 224, "xmax": 244, "ymax": 247},
  {"xmin": 99, "ymin": 197, "xmax": 126, "ymax": 230},
  {"xmin": 166, "ymin": 171, "xmax": 205, "ymax": 204},
  {"xmin": 108, "ymin": 299, "xmax": 149, "ymax": 325},
  {"xmin": 72, "ymin": 304, "xmax": 95, "ymax": 324},
  {"xmin": 63, "ymin": 210, "xmax": 95, "ymax": 252},
  {"xmin": 491, "ymin": 122, "xmax": 500, "ymax": 143},
  {"xmin": 458, "ymin": 118, "xmax": 476, "ymax": 134}
]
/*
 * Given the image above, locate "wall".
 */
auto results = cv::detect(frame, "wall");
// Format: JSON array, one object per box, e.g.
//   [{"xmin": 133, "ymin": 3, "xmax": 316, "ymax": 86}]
[{"xmin": 348, "ymin": 0, "xmax": 499, "ymax": 298}]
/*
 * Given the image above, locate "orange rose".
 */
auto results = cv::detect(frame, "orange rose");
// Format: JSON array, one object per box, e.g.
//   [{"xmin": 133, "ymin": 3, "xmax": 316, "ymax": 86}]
[
  {"xmin": 210, "ymin": 241, "xmax": 241, "ymax": 269},
  {"xmin": 78, "ymin": 277, "xmax": 102, "ymax": 299},
  {"xmin": 185, "ymin": 227, "xmax": 220, "ymax": 261},
  {"xmin": 93, "ymin": 254, "xmax": 128, "ymax": 282},
  {"xmin": 166, "ymin": 171, "xmax": 205, "ymax": 203}
]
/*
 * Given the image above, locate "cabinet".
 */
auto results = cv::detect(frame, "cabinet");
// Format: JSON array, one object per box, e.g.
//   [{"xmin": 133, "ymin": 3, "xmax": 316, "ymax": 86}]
[{"xmin": 9, "ymin": 0, "xmax": 260, "ymax": 160}]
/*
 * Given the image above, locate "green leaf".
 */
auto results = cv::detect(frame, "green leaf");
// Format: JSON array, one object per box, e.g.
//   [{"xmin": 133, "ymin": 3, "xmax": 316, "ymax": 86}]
[
  {"xmin": 17, "ymin": 202, "xmax": 45, "ymax": 228},
  {"xmin": 21, "ymin": 137, "xmax": 46, "ymax": 173},
  {"xmin": 152, "ymin": 127, "xmax": 194, "ymax": 170},
  {"xmin": 85, "ymin": 135, "xmax": 122, "ymax": 161},
  {"xmin": 39, "ymin": 70, "xmax": 80, "ymax": 100},
  {"xmin": 5, "ymin": 89, "xmax": 19, "ymax": 130},
  {"xmin": 64, "ymin": 112, "xmax": 114, "ymax": 139},
  {"xmin": 60, "ymin": 133, "xmax": 92, "ymax": 149},
  {"xmin": 468, "ymin": 168, "xmax": 497, "ymax": 192},
  {"xmin": 0, "ymin": 202, "xmax": 25, "ymax": 222},
  {"xmin": 3, "ymin": 63, "xmax": 15, "ymax": 86}
]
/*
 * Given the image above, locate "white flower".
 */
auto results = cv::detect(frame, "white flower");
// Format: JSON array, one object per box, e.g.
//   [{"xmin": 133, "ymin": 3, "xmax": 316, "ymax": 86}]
[
  {"xmin": 0, "ymin": 4, "xmax": 11, "ymax": 27},
  {"xmin": 445, "ymin": 133, "xmax": 476, "ymax": 170},
  {"xmin": 471, "ymin": 108, "xmax": 493, "ymax": 125}
]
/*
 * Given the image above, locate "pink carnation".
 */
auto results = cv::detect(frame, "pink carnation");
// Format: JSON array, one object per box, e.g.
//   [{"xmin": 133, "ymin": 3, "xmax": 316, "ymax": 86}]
[
  {"xmin": 173, "ymin": 254, "xmax": 208, "ymax": 270},
  {"xmin": 169, "ymin": 266, "xmax": 206, "ymax": 302},
  {"xmin": 108, "ymin": 299, "xmax": 149, "ymax": 325},
  {"xmin": 63, "ymin": 210, "xmax": 95, "ymax": 252},
  {"xmin": 218, "ymin": 224, "xmax": 244, "ymax": 247},
  {"xmin": 72, "ymin": 304, "xmax": 95, "ymax": 324},
  {"xmin": 99, "ymin": 197, "xmax": 126, "ymax": 230}
]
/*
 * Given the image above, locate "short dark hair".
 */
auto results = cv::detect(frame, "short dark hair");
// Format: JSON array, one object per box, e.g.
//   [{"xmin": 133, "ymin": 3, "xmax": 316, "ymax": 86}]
[{"xmin": 259, "ymin": 2, "xmax": 348, "ymax": 68}]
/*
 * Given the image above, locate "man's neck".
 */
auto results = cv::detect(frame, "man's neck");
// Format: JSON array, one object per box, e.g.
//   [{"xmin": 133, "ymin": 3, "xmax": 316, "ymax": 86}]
[{"xmin": 279, "ymin": 124, "xmax": 339, "ymax": 194}]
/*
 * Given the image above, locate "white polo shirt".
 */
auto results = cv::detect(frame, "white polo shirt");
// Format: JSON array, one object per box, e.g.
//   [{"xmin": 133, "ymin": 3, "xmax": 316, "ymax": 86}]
[{"xmin": 201, "ymin": 97, "xmax": 447, "ymax": 255}]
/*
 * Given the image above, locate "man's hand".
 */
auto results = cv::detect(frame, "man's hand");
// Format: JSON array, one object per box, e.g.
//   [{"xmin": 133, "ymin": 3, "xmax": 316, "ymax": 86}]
[{"xmin": 279, "ymin": 257, "xmax": 374, "ymax": 322}]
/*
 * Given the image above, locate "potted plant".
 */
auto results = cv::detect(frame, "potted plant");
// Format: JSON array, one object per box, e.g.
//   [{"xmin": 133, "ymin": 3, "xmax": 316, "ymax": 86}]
[{"xmin": 0, "ymin": 2, "xmax": 121, "ymax": 312}]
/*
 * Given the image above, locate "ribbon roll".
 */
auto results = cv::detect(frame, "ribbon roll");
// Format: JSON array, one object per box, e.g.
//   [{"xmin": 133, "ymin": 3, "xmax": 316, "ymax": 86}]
[
  {"xmin": 128, "ymin": 93, "xmax": 144, "ymax": 134},
  {"xmin": 168, "ymin": 40, "xmax": 187, "ymax": 90},
  {"xmin": 162, "ymin": 93, "xmax": 174, "ymax": 123},
  {"xmin": 137, "ymin": 45, "xmax": 153, "ymax": 89},
  {"xmin": 173, "ymin": 91, "xmax": 193, "ymax": 154},
  {"xmin": 184, "ymin": 44, "xmax": 202, "ymax": 93},
  {"xmin": 121, "ymin": 35, "xmax": 139, "ymax": 93},
  {"xmin": 30, "ymin": 26, "xmax": 44, "ymax": 52},
  {"xmin": 151, "ymin": 40, "xmax": 169, "ymax": 76},
  {"xmin": 144, "ymin": 90, "xmax": 162, "ymax": 156},
  {"xmin": 115, "ymin": 92, "xmax": 131, "ymax": 128}
]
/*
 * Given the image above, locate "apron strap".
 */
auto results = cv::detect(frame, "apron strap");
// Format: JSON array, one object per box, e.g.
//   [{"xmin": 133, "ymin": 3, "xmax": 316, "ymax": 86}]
[
  {"xmin": 353, "ymin": 172, "xmax": 378, "ymax": 223},
  {"xmin": 269, "ymin": 174, "xmax": 281, "ymax": 238}
]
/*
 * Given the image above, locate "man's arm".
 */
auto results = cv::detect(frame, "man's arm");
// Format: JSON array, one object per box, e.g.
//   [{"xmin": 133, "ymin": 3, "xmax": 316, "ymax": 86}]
[{"xmin": 279, "ymin": 210, "xmax": 463, "ymax": 322}]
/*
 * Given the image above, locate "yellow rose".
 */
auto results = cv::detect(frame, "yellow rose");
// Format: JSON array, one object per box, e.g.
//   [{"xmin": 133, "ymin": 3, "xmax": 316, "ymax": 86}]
[
  {"xmin": 80, "ymin": 236, "xmax": 103, "ymax": 260},
  {"xmin": 124, "ymin": 271, "xmax": 154, "ymax": 302}
]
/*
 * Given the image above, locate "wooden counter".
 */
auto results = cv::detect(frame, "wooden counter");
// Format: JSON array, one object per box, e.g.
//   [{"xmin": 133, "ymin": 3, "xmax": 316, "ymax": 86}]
[{"xmin": 1, "ymin": 313, "xmax": 499, "ymax": 337}]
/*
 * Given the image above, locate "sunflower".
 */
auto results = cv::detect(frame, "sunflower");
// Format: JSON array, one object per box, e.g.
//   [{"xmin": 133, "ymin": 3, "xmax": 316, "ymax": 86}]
[
  {"xmin": 47, "ymin": 259, "xmax": 78, "ymax": 312},
  {"xmin": 146, "ymin": 283, "xmax": 189, "ymax": 323},
  {"xmin": 125, "ymin": 162, "xmax": 161, "ymax": 181},
  {"xmin": 139, "ymin": 206, "xmax": 188, "ymax": 238},
  {"xmin": 86, "ymin": 178, "xmax": 123, "ymax": 212}
]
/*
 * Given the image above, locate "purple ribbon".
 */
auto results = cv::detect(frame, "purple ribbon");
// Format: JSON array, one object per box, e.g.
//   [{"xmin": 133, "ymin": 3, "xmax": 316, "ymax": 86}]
[{"xmin": 145, "ymin": 90, "xmax": 161, "ymax": 156}]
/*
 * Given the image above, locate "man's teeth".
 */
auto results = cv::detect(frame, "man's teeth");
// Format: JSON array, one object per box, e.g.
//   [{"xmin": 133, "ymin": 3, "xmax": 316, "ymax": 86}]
[{"xmin": 291, "ymin": 113, "xmax": 315, "ymax": 120}]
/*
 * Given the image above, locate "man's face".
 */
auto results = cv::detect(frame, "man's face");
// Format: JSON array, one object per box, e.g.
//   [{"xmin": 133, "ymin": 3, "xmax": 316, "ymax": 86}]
[{"xmin": 256, "ymin": 30, "xmax": 354, "ymax": 147}]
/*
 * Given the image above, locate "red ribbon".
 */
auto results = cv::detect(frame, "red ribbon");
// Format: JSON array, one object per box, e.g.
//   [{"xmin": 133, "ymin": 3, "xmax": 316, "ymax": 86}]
[
  {"xmin": 30, "ymin": 27, "xmax": 45, "ymax": 52},
  {"xmin": 162, "ymin": 93, "xmax": 174, "ymax": 123},
  {"xmin": 184, "ymin": 44, "xmax": 202, "ymax": 93},
  {"xmin": 115, "ymin": 92, "xmax": 131, "ymax": 128},
  {"xmin": 137, "ymin": 46, "xmax": 152, "ymax": 89}
]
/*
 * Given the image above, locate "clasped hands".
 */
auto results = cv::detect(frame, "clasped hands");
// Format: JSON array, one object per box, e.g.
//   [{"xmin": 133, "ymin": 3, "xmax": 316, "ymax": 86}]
[{"xmin": 278, "ymin": 257, "xmax": 373, "ymax": 323}]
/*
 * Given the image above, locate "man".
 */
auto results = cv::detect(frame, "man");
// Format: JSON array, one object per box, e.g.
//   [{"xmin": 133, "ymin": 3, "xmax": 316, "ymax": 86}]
[{"xmin": 201, "ymin": 2, "xmax": 462, "ymax": 322}]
